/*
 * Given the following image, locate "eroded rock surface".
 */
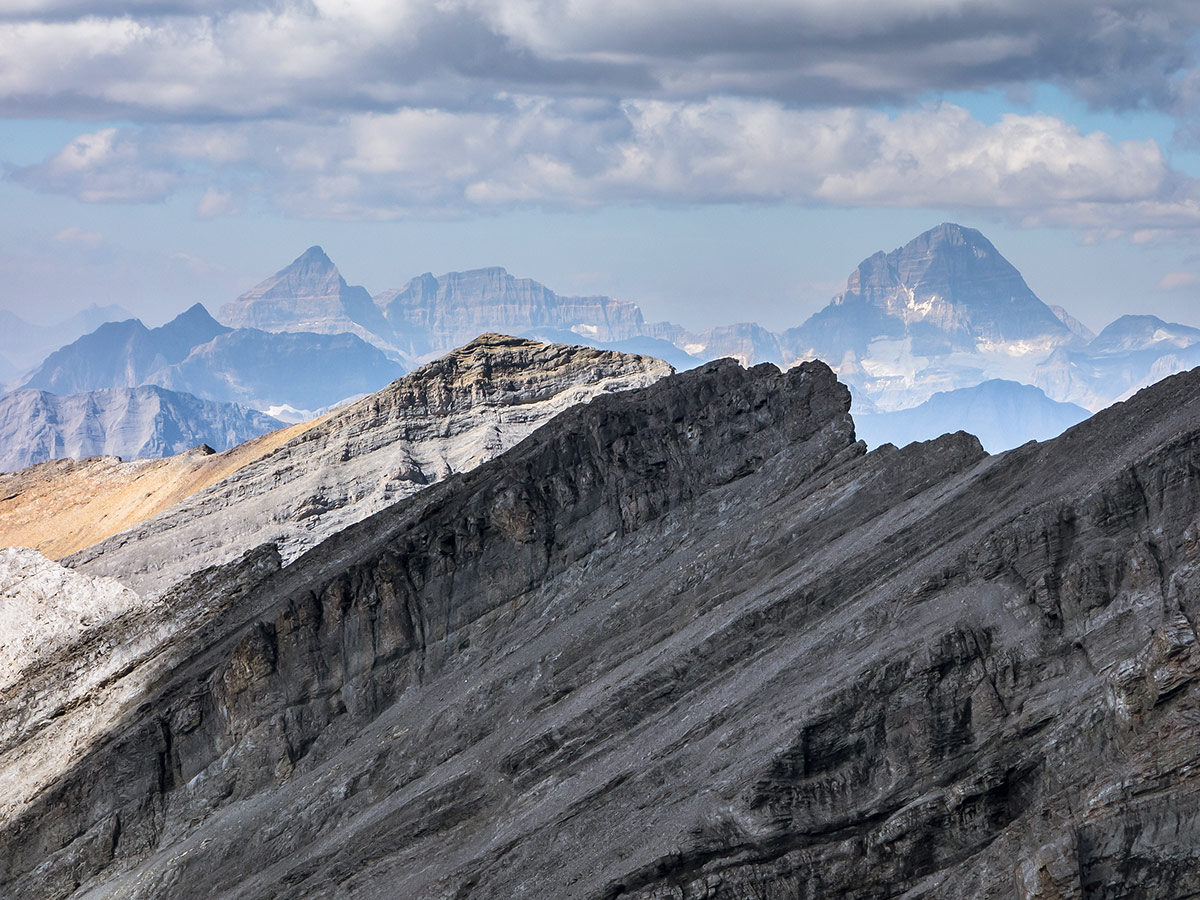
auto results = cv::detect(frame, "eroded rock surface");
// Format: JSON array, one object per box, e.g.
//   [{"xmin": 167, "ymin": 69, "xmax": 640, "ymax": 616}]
[
  {"xmin": 5, "ymin": 356, "xmax": 1200, "ymax": 899},
  {"xmin": 67, "ymin": 334, "xmax": 672, "ymax": 596}
]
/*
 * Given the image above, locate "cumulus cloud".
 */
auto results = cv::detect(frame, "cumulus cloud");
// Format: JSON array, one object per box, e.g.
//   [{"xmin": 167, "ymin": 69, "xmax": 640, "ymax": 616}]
[
  {"xmin": 0, "ymin": 1, "xmax": 1195, "ymax": 119},
  {"xmin": 16, "ymin": 100, "xmax": 1200, "ymax": 236}
]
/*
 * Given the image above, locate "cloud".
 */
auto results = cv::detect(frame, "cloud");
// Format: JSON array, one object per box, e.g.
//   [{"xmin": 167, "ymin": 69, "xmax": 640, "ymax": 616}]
[
  {"xmin": 52, "ymin": 225, "xmax": 103, "ymax": 247},
  {"xmin": 17, "ymin": 127, "xmax": 181, "ymax": 201},
  {"xmin": 0, "ymin": 1, "xmax": 1195, "ymax": 120},
  {"xmin": 195, "ymin": 188, "xmax": 240, "ymax": 218},
  {"xmin": 16, "ymin": 100, "xmax": 1200, "ymax": 237},
  {"xmin": 1157, "ymin": 271, "xmax": 1200, "ymax": 291}
]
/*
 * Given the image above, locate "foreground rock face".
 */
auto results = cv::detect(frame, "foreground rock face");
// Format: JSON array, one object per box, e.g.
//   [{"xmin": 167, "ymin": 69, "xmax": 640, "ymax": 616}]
[
  {"xmin": 68, "ymin": 334, "xmax": 672, "ymax": 596},
  {"xmin": 6, "ymin": 355, "xmax": 1200, "ymax": 899}
]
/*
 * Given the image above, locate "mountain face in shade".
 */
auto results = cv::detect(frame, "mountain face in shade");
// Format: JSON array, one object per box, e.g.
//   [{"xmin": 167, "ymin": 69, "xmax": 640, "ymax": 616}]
[
  {"xmin": 8, "ymin": 356, "xmax": 1200, "ymax": 898},
  {"xmin": 0, "ymin": 385, "xmax": 282, "ymax": 472},
  {"xmin": 19, "ymin": 303, "xmax": 404, "ymax": 412},
  {"xmin": 853, "ymin": 378, "xmax": 1091, "ymax": 453},
  {"xmin": 69, "ymin": 334, "xmax": 672, "ymax": 596},
  {"xmin": 218, "ymin": 246, "xmax": 391, "ymax": 351}
]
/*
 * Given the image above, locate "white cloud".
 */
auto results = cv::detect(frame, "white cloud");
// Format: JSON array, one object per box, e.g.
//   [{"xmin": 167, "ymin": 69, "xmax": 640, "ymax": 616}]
[
  {"xmin": 18, "ymin": 100, "xmax": 1200, "ymax": 237},
  {"xmin": 1157, "ymin": 271, "xmax": 1200, "ymax": 291},
  {"xmin": 195, "ymin": 188, "xmax": 240, "ymax": 218},
  {"xmin": 52, "ymin": 225, "xmax": 103, "ymax": 247}
]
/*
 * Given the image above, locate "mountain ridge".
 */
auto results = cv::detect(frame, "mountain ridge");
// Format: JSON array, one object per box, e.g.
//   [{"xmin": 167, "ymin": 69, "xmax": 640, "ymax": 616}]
[{"xmin": 5, "ymin": 351, "xmax": 1200, "ymax": 897}]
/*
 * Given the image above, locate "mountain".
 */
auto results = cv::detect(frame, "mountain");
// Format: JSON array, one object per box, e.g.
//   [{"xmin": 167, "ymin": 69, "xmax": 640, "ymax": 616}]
[
  {"xmin": 1035, "ymin": 314, "xmax": 1200, "ymax": 411},
  {"xmin": 6, "ymin": 354, "xmax": 1200, "ymax": 898},
  {"xmin": 0, "ymin": 303, "xmax": 134, "ymax": 375},
  {"xmin": 69, "ymin": 334, "xmax": 672, "ymax": 595},
  {"xmin": 221, "ymin": 248, "xmax": 797, "ymax": 369},
  {"xmin": 19, "ymin": 303, "xmax": 405, "ymax": 412},
  {"xmin": 782, "ymin": 223, "xmax": 1079, "ymax": 410},
  {"xmin": 218, "ymin": 246, "xmax": 392, "ymax": 352},
  {"xmin": 373, "ymin": 266, "xmax": 649, "ymax": 360},
  {"xmin": 853, "ymin": 378, "xmax": 1092, "ymax": 452},
  {"xmin": 21, "ymin": 303, "xmax": 231, "ymax": 395},
  {"xmin": 0, "ymin": 385, "xmax": 283, "ymax": 473}
]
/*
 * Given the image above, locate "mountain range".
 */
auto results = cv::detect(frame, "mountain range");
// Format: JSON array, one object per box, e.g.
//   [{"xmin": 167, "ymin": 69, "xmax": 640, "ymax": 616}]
[
  {"xmin": 18, "ymin": 303, "xmax": 405, "ymax": 415},
  {"xmin": 4, "ymin": 337, "xmax": 1200, "ymax": 898},
  {"xmin": 215, "ymin": 224, "xmax": 1200, "ymax": 422},
  {"xmin": 0, "ymin": 385, "xmax": 281, "ymax": 473},
  {"xmin": 5, "ymin": 222, "xmax": 1200, "ymax": 469}
]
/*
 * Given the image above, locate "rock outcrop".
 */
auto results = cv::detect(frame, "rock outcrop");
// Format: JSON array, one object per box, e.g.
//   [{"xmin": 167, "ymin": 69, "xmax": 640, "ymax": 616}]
[
  {"xmin": 7, "ymin": 347, "xmax": 1200, "ymax": 898},
  {"xmin": 0, "ymin": 385, "xmax": 283, "ymax": 472},
  {"xmin": 67, "ymin": 334, "xmax": 672, "ymax": 596}
]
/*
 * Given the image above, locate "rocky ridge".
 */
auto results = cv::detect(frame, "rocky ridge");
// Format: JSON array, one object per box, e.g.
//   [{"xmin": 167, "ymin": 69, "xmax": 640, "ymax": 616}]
[
  {"xmin": 5, "ymin": 347, "xmax": 1200, "ymax": 897},
  {"xmin": 0, "ymin": 417, "xmax": 326, "ymax": 559},
  {"xmin": 67, "ymin": 334, "xmax": 672, "ymax": 596}
]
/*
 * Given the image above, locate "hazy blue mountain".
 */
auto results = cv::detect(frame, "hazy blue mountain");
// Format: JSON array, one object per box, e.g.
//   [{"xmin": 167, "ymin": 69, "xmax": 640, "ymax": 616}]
[
  {"xmin": 781, "ymin": 224, "xmax": 1080, "ymax": 411},
  {"xmin": 0, "ymin": 303, "xmax": 134, "ymax": 375},
  {"xmin": 853, "ymin": 379, "xmax": 1091, "ymax": 453},
  {"xmin": 1034, "ymin": 315, "xmax": 1200, "ymax": 411},
  {"xmin": 0, "ymin": 385, "xmax": 283, "ymax": 472},
  {"xmin": 373, "ymin": 266, "xmax": 649, "ymax": 361},
  {"xmin": 219, "ymin": 246, "xmax": 395, "ymax": 354},
  {"xmin": 161, "ymin": 329, "xmax": 405, "ymax": 411},
  {"xmin": 20, "ymin": 303, "xmax": 405, "ymax": 413}
]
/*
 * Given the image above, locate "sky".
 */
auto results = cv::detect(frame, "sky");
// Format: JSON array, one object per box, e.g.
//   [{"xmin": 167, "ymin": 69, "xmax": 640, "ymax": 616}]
[{"xmin": 2, "ymin": 1, "xmax": 1200, "ymax": 333}]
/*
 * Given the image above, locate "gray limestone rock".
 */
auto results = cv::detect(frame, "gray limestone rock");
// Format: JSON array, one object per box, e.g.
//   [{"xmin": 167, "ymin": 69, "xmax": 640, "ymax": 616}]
[
  {"xmin": 7, "ymin": 352, "xmax": 1200, "ymax": 898},
  {"xmin": 67, "ymin": 334, "xmax": 672, "ymax": 596}
]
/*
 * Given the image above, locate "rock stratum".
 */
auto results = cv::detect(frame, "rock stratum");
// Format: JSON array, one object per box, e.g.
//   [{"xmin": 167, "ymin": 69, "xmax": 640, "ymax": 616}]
[
  {"xmin": 66, "ymin": 334, "xmax": 672, "ymax": 596},
  {"xmin": 4, "ymin": 341, "xmax": 1200, "ymax": 898}
]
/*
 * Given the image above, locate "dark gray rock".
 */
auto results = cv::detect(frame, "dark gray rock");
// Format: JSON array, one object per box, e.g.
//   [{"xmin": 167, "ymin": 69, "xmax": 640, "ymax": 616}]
[{"xmin": 5, "ymin": 355, "xmax": 1200, "ymax": 900}]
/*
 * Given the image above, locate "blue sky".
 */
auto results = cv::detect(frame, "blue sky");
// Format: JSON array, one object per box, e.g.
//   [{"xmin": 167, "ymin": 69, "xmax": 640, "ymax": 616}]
[{"xmin": 2, "ymin": 1, "xmax": 1200, "ymax": 334}]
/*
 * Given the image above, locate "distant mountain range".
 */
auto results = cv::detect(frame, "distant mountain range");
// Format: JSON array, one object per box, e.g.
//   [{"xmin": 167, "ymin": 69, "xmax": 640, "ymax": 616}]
[
  {"xmin": 218, "ymin": 227, "xmax": 1200, "ymax": 420},
  {"xmin": 853, "ymin": 379, "xmax": 1092, "ymax": 454},
  {"xmin": 0, "ymin": 304, "xmax": 133, "ymax": 376},
  {"xmin": 5, "ymin": 222, "xmax": 1200, "ymax": 469},
  {"xmin": 18, "ymin": 303, "xmax": 405, "ymax": 414},
  {"xmin": 0, "ymin": 385, "xmax": 282, "ymax": 473}
]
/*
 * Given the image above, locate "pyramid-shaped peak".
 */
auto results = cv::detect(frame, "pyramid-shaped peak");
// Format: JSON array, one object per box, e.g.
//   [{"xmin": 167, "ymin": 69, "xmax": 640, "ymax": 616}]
[{"xmin": 293, "ymin": 245, "xmax": 335, "ymax": 267}]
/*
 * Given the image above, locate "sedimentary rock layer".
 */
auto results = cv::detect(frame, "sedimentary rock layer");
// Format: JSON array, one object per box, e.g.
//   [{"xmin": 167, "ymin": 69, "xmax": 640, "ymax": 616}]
[{"xmin": 5, "ymin": 356, "xmax": 1200, "ymax": 899}]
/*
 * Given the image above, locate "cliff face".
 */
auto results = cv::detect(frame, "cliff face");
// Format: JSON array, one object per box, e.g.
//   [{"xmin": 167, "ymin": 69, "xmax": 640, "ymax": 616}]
[
  {"xmin": 5, "ymin": 354, "xmax": 1200, "ymax": 899},
  {"xmin": 376, "ymin": 267, "xmax": 649, "ymax": 358},
  {"xmin": 67, "ymin": 334, "xmax": 672, "ymax": 596}
]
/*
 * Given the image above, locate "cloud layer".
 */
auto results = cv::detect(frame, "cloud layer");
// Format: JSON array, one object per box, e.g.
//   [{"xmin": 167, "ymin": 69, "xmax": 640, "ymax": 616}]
[{"xmin": 4, "ymin": 1, "xmax": 1200, "ymax": 232}]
